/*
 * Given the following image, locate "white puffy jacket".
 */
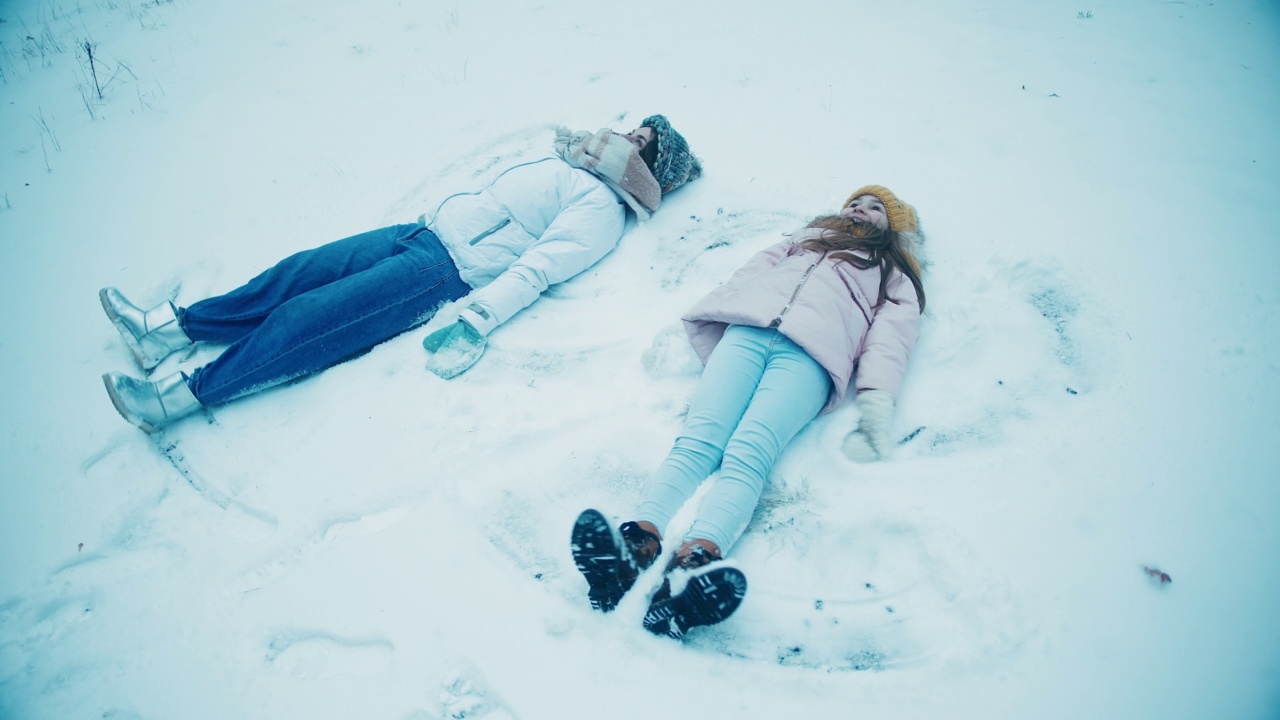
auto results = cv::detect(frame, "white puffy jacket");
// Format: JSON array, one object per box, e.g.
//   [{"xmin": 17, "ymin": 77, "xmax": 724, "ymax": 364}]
[{"xmin": 419, "ymin": 157, "xmax": 626, "ymax": 335}]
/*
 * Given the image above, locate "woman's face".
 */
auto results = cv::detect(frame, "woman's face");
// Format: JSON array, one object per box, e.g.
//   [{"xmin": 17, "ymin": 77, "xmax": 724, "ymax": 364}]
[
  {"xmin": 840, "ymin": 194, "xmax": 889, "ymax": 231},
  {"xmin": 618, "ymin": 126, "xmax": 655, "ymax": 152}
]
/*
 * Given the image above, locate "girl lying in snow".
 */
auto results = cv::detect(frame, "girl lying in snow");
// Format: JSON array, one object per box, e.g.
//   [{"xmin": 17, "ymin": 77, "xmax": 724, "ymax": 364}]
[
  {"xmin": 98, "ymin": 116, "xmax": 701, "ymax": 433},
  {"xmin": 573, "ymin": 185, "xmax": 927, "ymax": 639}
]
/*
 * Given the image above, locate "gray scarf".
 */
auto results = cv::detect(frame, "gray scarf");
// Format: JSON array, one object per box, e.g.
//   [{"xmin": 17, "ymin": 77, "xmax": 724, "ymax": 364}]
[{"xmin": 553, "ymin": 127, "xmax": 661, "ymax": 221}]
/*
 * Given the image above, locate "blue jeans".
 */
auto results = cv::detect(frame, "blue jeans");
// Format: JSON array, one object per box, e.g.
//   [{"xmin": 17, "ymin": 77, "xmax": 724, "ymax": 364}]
[
  {"xmin": 633, "ymin": 325, "xmax": 832, "ymax": 554},
  {"xmin": 181, "ymin": 224, "xmax": 471, "ymax": 405}
]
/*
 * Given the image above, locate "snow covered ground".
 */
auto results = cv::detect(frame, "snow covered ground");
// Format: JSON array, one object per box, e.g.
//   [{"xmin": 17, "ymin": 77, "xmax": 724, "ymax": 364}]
[{"xmin": 1, "ymin": 0, "xmax": 1278, "ymax": 717}]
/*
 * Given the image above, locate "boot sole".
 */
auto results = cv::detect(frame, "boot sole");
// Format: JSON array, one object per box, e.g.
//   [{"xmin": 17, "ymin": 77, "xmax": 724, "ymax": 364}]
[
  {"xmin": 570, "ymin": 509, "xmax": 631, "ymax": 613},
  {"xmin": 643, "ymin": 566, "xmax": 747, "ymax": 639}
]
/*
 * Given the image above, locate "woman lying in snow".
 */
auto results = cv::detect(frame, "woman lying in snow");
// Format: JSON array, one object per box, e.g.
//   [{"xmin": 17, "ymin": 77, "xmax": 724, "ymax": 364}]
[
  {"xmin": 98, "ymin": 116, "xmax": 701, "ymax": 433},
  {"xmin": 572, "ymin": 185, "xmax": 927, "ymax": 639}
]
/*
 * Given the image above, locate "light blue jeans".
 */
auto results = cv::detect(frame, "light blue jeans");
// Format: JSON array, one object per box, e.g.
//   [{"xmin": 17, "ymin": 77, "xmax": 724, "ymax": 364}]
[{"xmin": 634, "ymin": 325, "xmax": 832, "ymax": 554}]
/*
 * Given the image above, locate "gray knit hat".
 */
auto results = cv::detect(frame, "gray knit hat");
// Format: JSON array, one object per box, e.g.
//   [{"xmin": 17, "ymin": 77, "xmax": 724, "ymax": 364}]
[{"xmin": 639, "ymin": 115, "xmax": 702, "ymax": 194}]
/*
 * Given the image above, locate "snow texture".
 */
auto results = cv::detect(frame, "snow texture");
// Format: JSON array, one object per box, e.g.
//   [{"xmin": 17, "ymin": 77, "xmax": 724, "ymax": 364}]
[{"xmin": 1, "ymin": 0, "xmax": 1279, "ymax": 718}]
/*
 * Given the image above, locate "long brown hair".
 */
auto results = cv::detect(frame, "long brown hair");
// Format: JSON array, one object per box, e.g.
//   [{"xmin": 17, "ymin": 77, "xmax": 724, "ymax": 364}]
[{"xmin": 801, "ymin": 215, "xmax": 926, "ymax": 312}]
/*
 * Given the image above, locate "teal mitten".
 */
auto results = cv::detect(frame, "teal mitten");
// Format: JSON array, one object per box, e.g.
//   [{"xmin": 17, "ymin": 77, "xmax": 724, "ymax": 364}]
[{"xmin": 423, "ymin": 320, "xmax": 487, "ymax": 379}]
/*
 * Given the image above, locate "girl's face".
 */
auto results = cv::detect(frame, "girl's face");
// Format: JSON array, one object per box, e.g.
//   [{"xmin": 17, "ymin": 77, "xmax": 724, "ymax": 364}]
[
  {"xmin": 840, "ymin": 195, "xmax": 889, "ymax": 231},
  {"xmin": 618, "ymin": 127, "xmax": 655, "ymax": 151}
]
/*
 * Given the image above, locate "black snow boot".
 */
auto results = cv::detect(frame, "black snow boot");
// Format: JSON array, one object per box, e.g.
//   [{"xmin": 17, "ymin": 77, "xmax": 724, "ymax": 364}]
[
  {"xmin": 571, "ymin": 509, "xmax": 662, "ymax": 612},
  {"xmin": 642, "ymin": 545, "xmax": 747, "ymax": 640}
]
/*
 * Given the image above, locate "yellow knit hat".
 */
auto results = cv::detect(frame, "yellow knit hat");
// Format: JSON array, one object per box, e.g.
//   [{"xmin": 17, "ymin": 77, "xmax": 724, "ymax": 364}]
[
  {"xmin": 844, "ymin": 184, "xmax": 923, "ymax": 276},
  {"xmin": 844, "ymin": 185, "xmax": 918, "ymax": 233}
]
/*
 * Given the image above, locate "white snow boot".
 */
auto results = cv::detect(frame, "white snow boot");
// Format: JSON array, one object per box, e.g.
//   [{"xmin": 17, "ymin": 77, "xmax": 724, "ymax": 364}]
[
  {"xmin": 103, "ymin": 371, "xmax": 203, "ymax": 433},
  {"xmin": 100, "ymin": 287, "xmax": 193, "ymax": 371}
]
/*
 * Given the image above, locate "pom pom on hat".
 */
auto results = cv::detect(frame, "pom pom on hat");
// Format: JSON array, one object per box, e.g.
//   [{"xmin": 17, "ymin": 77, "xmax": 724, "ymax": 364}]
[{"xmin": 640, "ymin": 114, "xmax": 702, "ymax": 194}]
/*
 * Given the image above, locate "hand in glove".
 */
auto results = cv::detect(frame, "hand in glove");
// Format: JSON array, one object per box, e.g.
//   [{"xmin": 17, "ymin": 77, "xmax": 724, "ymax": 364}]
[
  {"xmin": 423, "ymin": 315, "xmax": 487, "ymax": 379},
  {"xmin": 841, "ymin": 390, "xmax": 895, "ymax": 462}
]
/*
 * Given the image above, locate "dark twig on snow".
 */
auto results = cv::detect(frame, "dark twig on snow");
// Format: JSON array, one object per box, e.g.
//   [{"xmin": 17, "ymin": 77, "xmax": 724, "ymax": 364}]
[{"xmin": 82, "ymin": 39, "xmax": 102, "ymax": 99}]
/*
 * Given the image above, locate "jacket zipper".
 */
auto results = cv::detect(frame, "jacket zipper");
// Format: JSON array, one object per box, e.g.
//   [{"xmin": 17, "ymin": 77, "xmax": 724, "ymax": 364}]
[
  {"xmin": 770, "ymin": 252, "xmax": 825, "ymax": 327},
  {"xmin": 423, "ymin": 157, "xmax": 556, "ymax": 229},
  {"xmin": 468, "ymin": 217, "xmax": 511, "ymax": 245}
]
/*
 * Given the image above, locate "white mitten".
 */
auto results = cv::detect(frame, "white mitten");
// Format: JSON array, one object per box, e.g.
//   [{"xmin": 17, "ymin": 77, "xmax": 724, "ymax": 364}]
[
  {"xmin": 841, "ymin": 390, "xmax": 895, "ymax": 462},
  {"xmin": 640, "ymin": 323, "xmax": 703, "ymax": 377}
]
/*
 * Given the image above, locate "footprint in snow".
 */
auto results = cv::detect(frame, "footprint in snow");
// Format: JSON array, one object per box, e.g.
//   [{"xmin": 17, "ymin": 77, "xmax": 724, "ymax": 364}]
[
  {"xmin": 264, "ymin": 632, "xmax": 393, "ymax": 679},
  {"xmin": 438, "ymin": 668, "xmax": 516, "ymax": 720},
  {"xmin": 225, "ymin": 506, "xmax": 409, "ymax": 595},
  {"xmin": 0, "ymin": 595, "xmax": 96, "ymax": 684},
  {"xmin": 52, "ymin": 545, "xmax": 179, "ymax": 585}
]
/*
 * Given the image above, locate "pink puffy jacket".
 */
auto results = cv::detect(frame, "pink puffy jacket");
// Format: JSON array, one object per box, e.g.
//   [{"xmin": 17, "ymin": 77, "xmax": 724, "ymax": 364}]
[{"xmin": 683, "ymin": 227, "xmax": 922, "ymax": 413}]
